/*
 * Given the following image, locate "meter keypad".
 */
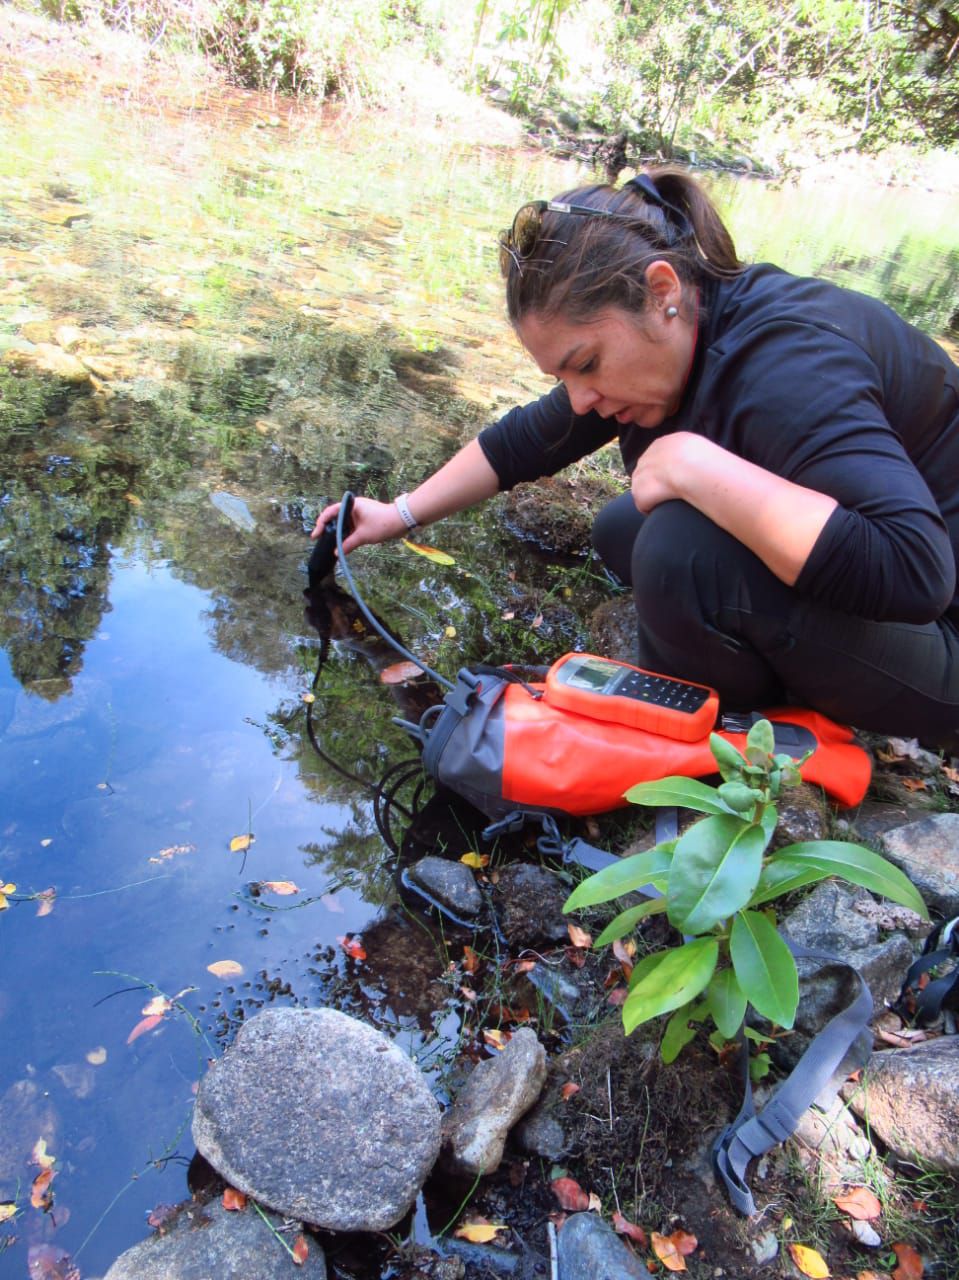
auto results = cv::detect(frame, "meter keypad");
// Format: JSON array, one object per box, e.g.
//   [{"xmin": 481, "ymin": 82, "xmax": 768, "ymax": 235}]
[{"xmin": 618, "ymin": 671, "xmax": 709, "ymax": 711}]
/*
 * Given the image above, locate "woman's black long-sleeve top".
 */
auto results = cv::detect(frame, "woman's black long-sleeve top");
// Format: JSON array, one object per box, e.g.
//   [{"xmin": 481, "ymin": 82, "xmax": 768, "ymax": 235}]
[{"xmin": 478, "ymin": 263, "xmax": 959, "ymax": 626}]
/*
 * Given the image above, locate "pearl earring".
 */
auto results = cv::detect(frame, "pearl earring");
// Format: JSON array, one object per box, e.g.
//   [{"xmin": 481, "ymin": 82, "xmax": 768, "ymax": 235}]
[{"xmin": 665, "ymin": 305, "xmax": 679, "ymax": 318}]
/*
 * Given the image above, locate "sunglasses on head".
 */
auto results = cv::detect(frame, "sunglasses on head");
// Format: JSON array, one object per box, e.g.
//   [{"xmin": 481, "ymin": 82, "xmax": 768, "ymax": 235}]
[{"xmin": 498, "ymin": 199, "xmax": 654, "ymax": 277}]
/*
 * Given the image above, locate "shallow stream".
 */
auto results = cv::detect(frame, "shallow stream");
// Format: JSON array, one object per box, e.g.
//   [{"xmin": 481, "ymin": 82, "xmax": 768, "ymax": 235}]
[{"xmin": 0, "ymin": 39, "xmax": 957, "ymax": 1279}]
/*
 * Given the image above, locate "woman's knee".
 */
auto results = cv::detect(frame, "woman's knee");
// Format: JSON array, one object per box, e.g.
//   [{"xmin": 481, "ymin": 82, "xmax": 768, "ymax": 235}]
[{"xmin": 591, "ymin": 491, "xmax": 644, "ymax": 586}]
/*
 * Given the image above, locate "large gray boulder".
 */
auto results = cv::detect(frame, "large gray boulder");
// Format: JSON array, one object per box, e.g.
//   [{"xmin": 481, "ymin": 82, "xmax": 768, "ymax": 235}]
[
  {"xmin": 443, "ymin": 1026, "xmax": 547, "ymax": 1176},
  {"xmin": 192, "ymin": 1008, "xmax": 441, "ymax": 1232},
  {"xmin": 880, "ymin": 812, "xmax": 959, "ymax": 917},
  {"xmin": 842, "ymin": 1037, "xmax": 959, "ymax": 1171},
  {"xmin": 104, "ymin": 1198, "xmax": 326, "ymax": 1278}
]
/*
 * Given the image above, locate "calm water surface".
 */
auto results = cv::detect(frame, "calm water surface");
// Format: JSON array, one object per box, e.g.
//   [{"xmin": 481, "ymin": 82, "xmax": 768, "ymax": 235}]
[{"xmin": 0, "ymin": 63, "xmax": 957, "ymax": 1277}]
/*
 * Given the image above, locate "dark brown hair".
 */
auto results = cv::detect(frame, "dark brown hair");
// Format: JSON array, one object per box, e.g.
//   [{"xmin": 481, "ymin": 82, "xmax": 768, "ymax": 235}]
[{"xmin": 504, "ymin": 168, "xmax": 743, "ymax": 327}]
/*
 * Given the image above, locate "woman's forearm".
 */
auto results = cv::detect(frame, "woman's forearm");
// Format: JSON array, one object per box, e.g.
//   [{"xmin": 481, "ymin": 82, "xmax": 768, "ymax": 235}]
[{"xmin": 404, "ymin": 437, "xmax": 501, "ymax": 527}]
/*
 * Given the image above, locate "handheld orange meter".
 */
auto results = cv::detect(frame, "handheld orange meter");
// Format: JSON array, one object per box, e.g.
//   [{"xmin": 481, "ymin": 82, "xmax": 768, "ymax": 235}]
[{"xmin": 543, "ymin": 653, "xmax": 719, "ymax": 742}]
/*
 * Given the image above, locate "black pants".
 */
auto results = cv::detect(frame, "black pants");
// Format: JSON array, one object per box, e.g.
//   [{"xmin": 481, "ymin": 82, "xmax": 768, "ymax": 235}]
[{"xmin": 592, "ymin": 492, "xmax": 959, "ymax": 753}]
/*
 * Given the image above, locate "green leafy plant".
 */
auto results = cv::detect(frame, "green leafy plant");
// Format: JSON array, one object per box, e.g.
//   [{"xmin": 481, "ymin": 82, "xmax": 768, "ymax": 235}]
[{"xmin": 564, "ymin": 719, "xmax": 928, "ymax": 1062}]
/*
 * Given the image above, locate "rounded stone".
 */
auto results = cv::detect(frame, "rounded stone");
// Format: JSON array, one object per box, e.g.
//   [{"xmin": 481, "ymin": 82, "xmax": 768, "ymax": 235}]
[{"xmin": 192, "ymin": 1008, "xmax": 441, "ymax": 1231}]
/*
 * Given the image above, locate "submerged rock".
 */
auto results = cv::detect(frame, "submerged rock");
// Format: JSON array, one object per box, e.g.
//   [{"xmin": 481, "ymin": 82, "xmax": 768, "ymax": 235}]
[
  {"xmin": 104, "ymin": 1197, "xmax": 326, "ymax": 1279},
  {"xmin": 408, "ymin": 854, "xmax": 483, "ymax": 918},
  {"xmin": 443, "ymin": 1026, "xmax": 547, "ymax": 1176},
  {"xmin": 192, "ymin": 1007, "xmax": 441, "ymax": 1232}
]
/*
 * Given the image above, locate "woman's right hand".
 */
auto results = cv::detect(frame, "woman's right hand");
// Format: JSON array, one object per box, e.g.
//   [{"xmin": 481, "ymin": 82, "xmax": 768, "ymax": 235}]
[{"xmin": 312, "ymin": 496, "xmax": 407, "ymax": 556}]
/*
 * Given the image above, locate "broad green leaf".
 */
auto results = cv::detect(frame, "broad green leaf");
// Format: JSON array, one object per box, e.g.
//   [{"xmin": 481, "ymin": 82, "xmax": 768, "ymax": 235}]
[
  {"xmin": 706, "ymin": 967, "xmax": 747, "ymax": 1039},
  {"xmin": 760, "ymin": 804, "xmax": 778, "ymax": 845},
  {"xmin": 564, "ymin": 844, "xmax": 674, "ymax": 912},
  {"xmin": 717, "ymin": 781, "xmax": 761, "ymax": 814},
  {"xmin": 623, "ymin": 938, "xmax": 718, "ymax": 1032},
  {"xmin": 773, "ymin": 842, "xmax": 928, "ymax": 918},
  {"xmin": 709, "ymin": 733, "xmax": 745, "ymax": 781},
  {"xmin": 746, "ymin": 719, "xmax": 775, "ymax": 757},
  {"xmin": 624, "ymin": 776, "xmax": 732, "ymax": 815},
  {"xmin": 730, "ymin": 911, "xmax": 799, "ymax": 1028},
  {"xmin": 661, "ymin": 1003, "xmax": 698, "ymax": 1063},
  {"xmin": 594, "ymin": 898, "xmax": 667, "ymax": 947},
  {"xmin": 750, "ymin": 858, "xmax": 831, "ymax": 906},
  {"xmin": 401, "ymin": 539, "xmax": 455, "ymax": 565},
  {"xmin": 628, "ymin": 948, "xmax": 669, "ymax": 990},
  {"xmin": 668, "ymin": 815, "xmax": 766, "ymax": 934}
]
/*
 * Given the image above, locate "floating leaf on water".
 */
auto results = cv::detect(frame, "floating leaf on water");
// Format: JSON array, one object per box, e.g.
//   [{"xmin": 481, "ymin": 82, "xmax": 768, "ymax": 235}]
[
  {"xmin": 30, "ymin": 1168, "xmax": 55, "ymax": 1210},
  {"xmin": 380, "ymin": 661, "xmax": 423, "ymax": 685},
  {"xmin": 788, "ymin": 1243, "xmax": 831, "ymax": 1278},
  {"xmin": 260, "ymin": 881, "xmax": 299, "ymax": 895},
  {"xmin": 25, "ymin": 1242, "xmax": 79, "ymax": 1280},
  {"xmin": 338, "ymin": 935, "xmax": 366, "ymax": 960},
  {"xmin": 127, "ymin": 1013, "xmax": 165, "ymax": 1044},
  {"xmin": 460, "ymin": 851, "xmax": 488, "ymax": 868},
  {"xmin": 320, "ymin": 893, "xmax": 344, "ymax": 913},
  {"xmin": 0, "ymin": 882, "xmax": 14, "ymax": 910},
  {"xmin": 32, "ymin": 1138, "xmax": 55, "ymax": 1169},
  {"xmin": 142, "ymin": 995, "xmax": 173, "ymax": 1017},
  {"xmin": 40, "ymin": 838, "xmax": 52, "ymax": 847},
  {"xmin": 453, "ymin": 1220, "xmax": 507, "ymax": 1242},
  {"xmin": 229, "ymin": 833, "xmax": 254, "ymax": 853},
  {"xmin": 208, "ymin": 960, "xmax": 244, "ymax": 978},
  {"xmin": 401, "ymin": 539, "xmax": 455, "ymax": 565},
  {"xmin": 36, "ymin": 888, "xmax": 56, "ymax": 917},
  {"xmin": 0, "ymin": 1203, "xmax": 16, "ymax": 1222},
  {"xmin": 86, "ymin": 1046, "xmax": 107, "ymax": 1066}
]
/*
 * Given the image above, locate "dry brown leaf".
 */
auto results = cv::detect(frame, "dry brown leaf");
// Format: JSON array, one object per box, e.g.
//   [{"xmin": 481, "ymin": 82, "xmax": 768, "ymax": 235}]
[
  {"xmin": 292, "ymin": 1234, "xmax": 309, "ymax": 1266},
  {"xmin": 788, "ymin": 1242, "xmax": 830, "ymax": 1278},
  {"xmin": 222, "ymin": 1187, "xmax": 247, "ymax": 1211},
  {"xmin": 512, "ymin": 958, "xmax": 537, "ymax": 974},
  {"xmin": 550, "ymin": 1177, "xmax": 589, "ymax": 1211},
  {"xmin": 338, "ymin": 935, "xmax": 367, "ymax": 960},
  {"xmin": 380, "ymin": 660, "xmax": 423, "ymax": 685},
  {"xmin": 891, "ymin": 1242, "xmax": 924, "ymax": 1280},
  {"xmin": 260, "ymin": 881, "xmax": 299, "ymax": 895},
  {"xmin": 651, "ymin": 1231, "xmax": 687, "ymax": 1272},
  {"xmin": 670, "ymin": 1230, "xmax": 698, "ymax": 1256},
  {"xmin": 30, "ymin": 1168, "xmax": 55, "ymax": 1210},
  {"xmin": 207, "ymin": 960, "xmax": 244, "ymax": 978},
  {"xmin": 462, "ymin": 945, "xmax": 481, "ymax": 973},
  {"xmin": 901, "ymin": 778, "xmax": 927, "ymax": 792},
  {"xmin": 560, "ymin": 1082, "xmax": 581, "ymax": 1100},
  {"xmin": 35, "ymin": 888, "xmax": 56, "ymax": 917},
  {"xmin": 607, "ymin": 987, "xmax": 628, "ymax": 1006},
  {"xmin": 612, "ymin": 1210, "xmax": 647, "ymax": 1246},
  {"xmin": 833, "ymin": 1186, "xmax": 882, "ymax": 1220}
]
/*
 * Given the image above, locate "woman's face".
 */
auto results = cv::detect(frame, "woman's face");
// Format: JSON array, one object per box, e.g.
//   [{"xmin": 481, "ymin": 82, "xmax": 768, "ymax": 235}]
[{"xmin": 516, "ymin": 299, "xmax": 696, "ymax": 430}]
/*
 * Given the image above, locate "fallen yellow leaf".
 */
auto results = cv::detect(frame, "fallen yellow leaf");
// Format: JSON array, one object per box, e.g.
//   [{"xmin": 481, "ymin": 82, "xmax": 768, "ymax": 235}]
[
  {"xmin": 208, "ymin": 960, "xmax": 244, "ymax": 978},
  {"xmin": 0, "ymin": 1203, "xmax": 16, "ymax": 1222},
  {"xmin": 229, "ymin": 833, "xmax": 254, "ymax": 852},
  {"xmin": 301, "ymin": 692, "xmax": 316, "ymax": 703},
  {"xmin": 261, "ymin": 881, "xmax": 299, "ymax": 895},
  {"xmin": 460, "ymin": 852, "xmax": 489, "ymax": 868},
  {"xmin": 86, "ymin": 1047, "xmax": 107, "ymax": 1066},
  {"xmin": 651, "ymin": 1231, "xmax": 687, "ymax": 1272},
  {"xmin": 401, "ymin": 539, "xmax": 455, "ymax": 566},
  {"xmin": 788, "ymin": 1243, "xmax": 830, "ymax": 1278},
  {"xmin": 142, "ymin": 995, "xmax": 173, "ymax": 1017},
  {"xmin": 453, "ymin": 1220, "xmax": 507, "ymax": 1243},
  {"xmin": 444, "ymin": 625, "xmax": 457, "ymax": 638},
  {"xmin": 483, "ymin": 1028, "xmax": 510, "ymax": 1051}
]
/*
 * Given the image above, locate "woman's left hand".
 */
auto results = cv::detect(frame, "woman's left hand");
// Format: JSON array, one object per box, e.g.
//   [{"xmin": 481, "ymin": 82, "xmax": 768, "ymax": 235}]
[{"xmin": 630, "ymin": 432, "xmax": 704, "ymax": 513}]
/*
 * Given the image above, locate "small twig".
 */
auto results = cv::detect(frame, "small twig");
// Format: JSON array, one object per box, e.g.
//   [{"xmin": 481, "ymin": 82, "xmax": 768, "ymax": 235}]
[
  {"xmin": 548, "ymin": 1219, "xmax": 559, "ymax": 1280},
  {"xmin": 607, "ymin": 1065, "xmax": 613, "ymax": 1130}
]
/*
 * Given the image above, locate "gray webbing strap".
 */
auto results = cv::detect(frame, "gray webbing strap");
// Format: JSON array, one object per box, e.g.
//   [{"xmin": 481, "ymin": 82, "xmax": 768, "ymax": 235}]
[{"xmin": 713, "ymin": 940, "xmax": 873, "ymax": 1215}]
